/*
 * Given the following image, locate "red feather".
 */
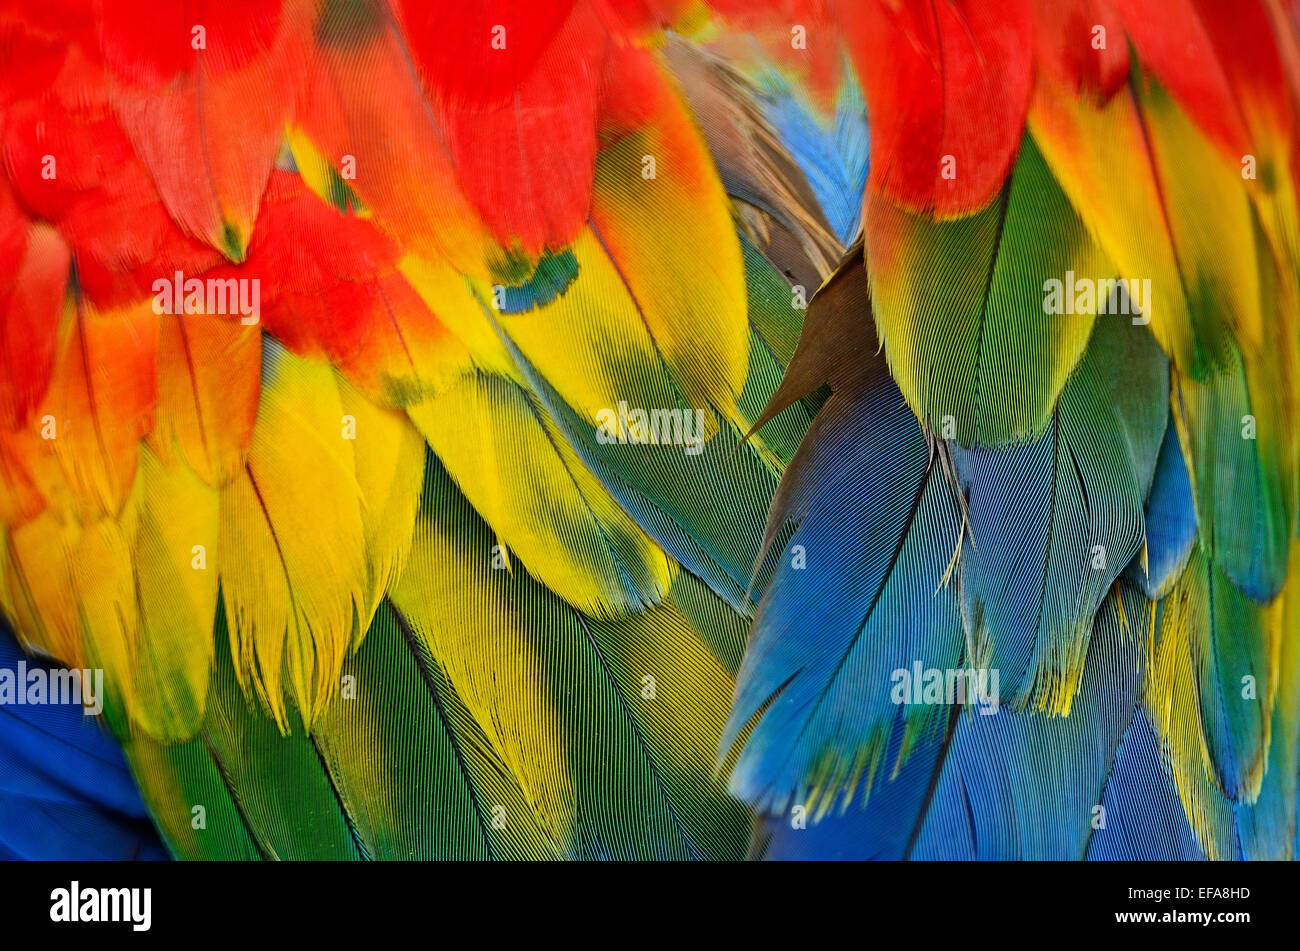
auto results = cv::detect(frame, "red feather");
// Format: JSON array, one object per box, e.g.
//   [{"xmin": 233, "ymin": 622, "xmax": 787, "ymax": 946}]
[
  {"xmin": 438, "ymin": 0, "xmax": 608, "ymax": 256},
  {"xmin": 1107, "ymin": 0, "xmax": 1251, "ymax": 158},
  {"xmin": 235, "ymin": 172, "xmax": 459, "ymax": 402},
  {"xmin": 0, "ymin": 212, "xmax": 68, "ymax": 431},
  {"xmin": 96, "ymin": 0, "xmax": 310, "ymax": 260},
  {"xmin": 397, "ymin": 0, "xmax": 577, "ymax": 107},
  {"xmin": 1029, "ymin": 0, "xmax": 1128, "ymax": 100},
  {"xmin": 841, "ymin": 0, "xmax": 1034, "ymax": 218},
  {"xmin": 2, "ymin": 48, "xmax": 223, "ymax": 310}
]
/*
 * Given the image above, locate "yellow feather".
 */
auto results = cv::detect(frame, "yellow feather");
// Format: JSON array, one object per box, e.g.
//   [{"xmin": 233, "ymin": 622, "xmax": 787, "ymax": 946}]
[
  {"xmin": 70, "ymin": 509, "xmax": 139, "ymax": 716},
  {"xmin": 337, "ymin": 377, "xmax": 424, "ymax": 645},
  {"xmin": 218, "ymin": 344, "xmax": 366, "ymax": 729},
  {"xmin": 131, "ymin": 447, "xmax": 220, "ymax": 740},
  {"xmin": 392, "ymin": 473, "xmax": 742, "ymax": 856},
  {"xmin": 1030, "ymin": 81, "xmax": 1202, "ymax": 375},
  {"xmin": 407, "ymin": 373, "xmax": 674, "ymax": 619},
  {"xmin": 480, "ymin": 229, "xmax": 686, "ymax": 431},
  {"xmin": 284, "ymin": 127, "xmax": 370, "ymax": 218},
  {"xmin": 393, "ymin": 504, "xmax": 575, "ymax": 846},
  {"xmin": 149, "ymin": 315, "xmax": 260, "ymax": 486},
  {"xmin": 1143, "ymin": 569, "xmax": 1236, "ymax": 859},
  {"xmin": 581, "ymin": 580, "xmax": 736, "ymax": 788},
  {"xmin": 1130, "ymin": 74, "xmax": 1263, "ymax": 356},
  {"xmin": 1144, "ymin": 546, "xmax": 1286, "ymax": 856},
  {"xmin": 397, "ymin": 254, "xmax": 516, "ymax": 382},
  {"xmin": 5, "ymin": 489, "xmax": 141, "ymax": 695},
  {"xmin": 4, "ymin": 512, "xmax": 84, "ymax": 667},
  {"xmin": 589, "ymin": 119, "xmax": 749, "ymax": 416}
]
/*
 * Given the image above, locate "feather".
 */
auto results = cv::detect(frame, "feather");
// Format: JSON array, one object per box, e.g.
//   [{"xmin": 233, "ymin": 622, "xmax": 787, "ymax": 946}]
[
  {"xmin": 1142, "ymin": 563, "xmax": 1249, "ymax": 858},
  {"xmin": 662, "ymin": 35, "xmax": 843, "ymax": 286},
  {"xmin": 0, "ymin": 216, "xmax": 67, "ymax": 430},
  {"xmin": 127, "ymin": 604, "xmax": 363, "ymax": 860},
  {"xmin": 240, "ymin": 171, "xmax": 473, "ymax": 407},
  {"xmin": 483, "ymin": 227, "xmax": 703, "ymax": 437},
  {"xmin": 723, "ymin": 275, "xmax": 966, "ymax": 815},
  {"xmin": 130, "ymin": 447, "xmax": 220, "ymax": 740},
  {"xmin": 218, "ymin": 342, "xmax": 367, "ymax": 729},
  {"xmin": 394, "ymin": 0, "xmax": 576, "ymax": 108},
  {"xmin": 1149, "ymin": 544, "xmax": 1280, "ymax": 805},
  {"xmin": 840, "ymin": 0, "xmax": 1034, "ymax": 218},
  {"xmin": 96, "ymin": 0, "xmax": 311, "ymax": 260},
  {"xmin": 953, "ymin": 315, "xmax": 1169, "ymax": 714},
  {"xmin": 3, "ymin": 488, "xmax": 142, "ymax": 723},
  {"xmin": 1235, "ymin": 540, "xmax": 1300, "ymax": 858},
  {"xmin": 704, "ymin": 1, "xmax": 842, "ymax": 111},
  {"xmin": 336, "ymin": 380, "xmax": 423, "ymax": 642},
  {"xmin": 148, "ymin": 314, "xmax": 260, "ymax": 487},
  {"xmin": 309, "ymin": 603, "xmax": 559, "ymax": 860},
  {"xmin": 757, "ymin": 583, "xmax": 1156, "ymax": 859},
  {"xmin": 1133, "ymin": 416, "xmax": 1198, "ymax": 600},
  {"xmin": 590, "ymin": 43, "xmax": 751, "ymax": 418},
  {"xmin": 60, "ymin": 506, "xmax": 140, "ymax": 726},
  {"xmin": 904, "ymin": 584, "xmax": 1150, "ymax": 859},
  {"xmin": 480, "ymin": 237, "xmax": 808, "ymax": 617},
  {"xmin": 1085, "ymin": 706, "xmax": 1207, "ymax": 860},
  {"xmin": 1172, "ymin": 342, "xmax": 1293, "ymax": 601},
  {"xmin": 12, "ymin": 296, "xmax": 155, "ymax": 521},
  {"xmin": 128, "ymin": 600, "xmax": 558, "ymax": 859},
  {"xmin": 3, "ymin": 514, "xmax": 85, "ymax": 667},
  {"xmin": 1106, "ymin": 0, "xmax": 1253, "ymax": 159},
  {"xmin": 0, "ymin": 435, "xmax": 43, "ymax": 526},
  {"xmin": 391, "ymin": 457, "xmax": 750, "ymax": 859},
  {"xmin": 1029, "ymin": 68, "xmax": 1244, "ymax": 379},
  {"xmin": 4, "ymin": 0, "xmax": 1297, "ymax": 866},
  {"xmin": 299, "ymin": 0, "xmax": 493, "ymax": 276},
  {"xmin": 431, "ymin": 1, "xmax": 607, "ymax": 257},
  {"xmin": 1027, "ymin": 0, "xmax": 1128, "ymax": 99},
  {"xmin": 747, "ymin": 239, "xmax": 871, "ymax": 436},
  {"xmin": 1, "ymin": 54, "xmax": 224, "ymax": 309},
  {"xmin": 752, "ymin": 70, "xmax": 870, "ymax": 250},
  {"xmin": 407, "ymin": 372, "xmax": 674, "ymax": 620},
  {"xmin": 866, "ymin": 135, "xmax": 1111, "ymax": 447},
  {"xmin": 721, "ymin": 1, "xmax": 1300, "ymax": 858},
  {"xmin": 0, "ymin": 621, "xmax": 165, "ymax": 860}
]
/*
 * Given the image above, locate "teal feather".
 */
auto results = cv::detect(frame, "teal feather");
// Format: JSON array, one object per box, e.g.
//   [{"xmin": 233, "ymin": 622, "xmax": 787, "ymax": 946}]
[
  {"xmin": 722, "ymin": 340, "xmax": 966, "ymax": 817},
  {"xmin": 1133, "ymin": 417, "xmax": 1198, "ymax": 599},
  {"xmin": 1085, "ymin": 707, "xmax": 1207, "ymax": 860},
  {"xmin": 953, "ymin": 317, "xmax": 1168, "ymax": 711}
]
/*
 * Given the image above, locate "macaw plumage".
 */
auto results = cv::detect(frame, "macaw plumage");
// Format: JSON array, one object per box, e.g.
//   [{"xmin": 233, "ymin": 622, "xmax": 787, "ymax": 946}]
[{"xmin": 0, "ymin": 0, "xmax": 1296, "ymax": 862}]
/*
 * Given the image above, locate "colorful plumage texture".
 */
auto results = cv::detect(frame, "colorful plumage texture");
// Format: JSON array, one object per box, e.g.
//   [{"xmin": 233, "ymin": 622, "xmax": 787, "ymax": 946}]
[{"xmin": 0, "ymin": 0, "xmax": 1297, "ymax": 862}]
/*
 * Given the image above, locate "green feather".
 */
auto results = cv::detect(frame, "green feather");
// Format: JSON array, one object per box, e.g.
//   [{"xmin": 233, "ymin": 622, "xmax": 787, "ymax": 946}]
[
  {"xmin": 392, "ymin": 458, "xmax": 751, "ymax": 860},
  {"xmin": 867, "ymin": 134, "xmax": 1111, "ymax": 447}
]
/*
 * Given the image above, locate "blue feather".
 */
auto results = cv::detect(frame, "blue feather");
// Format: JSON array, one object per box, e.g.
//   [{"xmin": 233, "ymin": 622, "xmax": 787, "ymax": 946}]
[
  {"xmin": 1134, "ymin": 417, "xmax": 1198, "ymax": 599},
  {"xmin": 0, "ymin": 623, "xmax": 166, "ymax": 860},
  {"xmin": 905, "ymin": 584, "xmax": 1147, "ymax": 859},
  {"xmin": 722, "ymin": 359, "xmax": 965, "ymax": 817},
  {"xmin": 1086, "ymin": 707, "xmax": 1207, "ymax": 860},
  {"xmin": 755, "ymin": 707, "xmax": 948, "ymax": 859},
  {"xmin": 952, "ymin": 318, "xmax": 1168, "ymax": 709},
  {"xmin": 757, "ymin": 584, "xmax": 1158, "ymax": 859},
  {"xmin": 758, "ymin": 71, "xmax": 869, "ymax": 246}
]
